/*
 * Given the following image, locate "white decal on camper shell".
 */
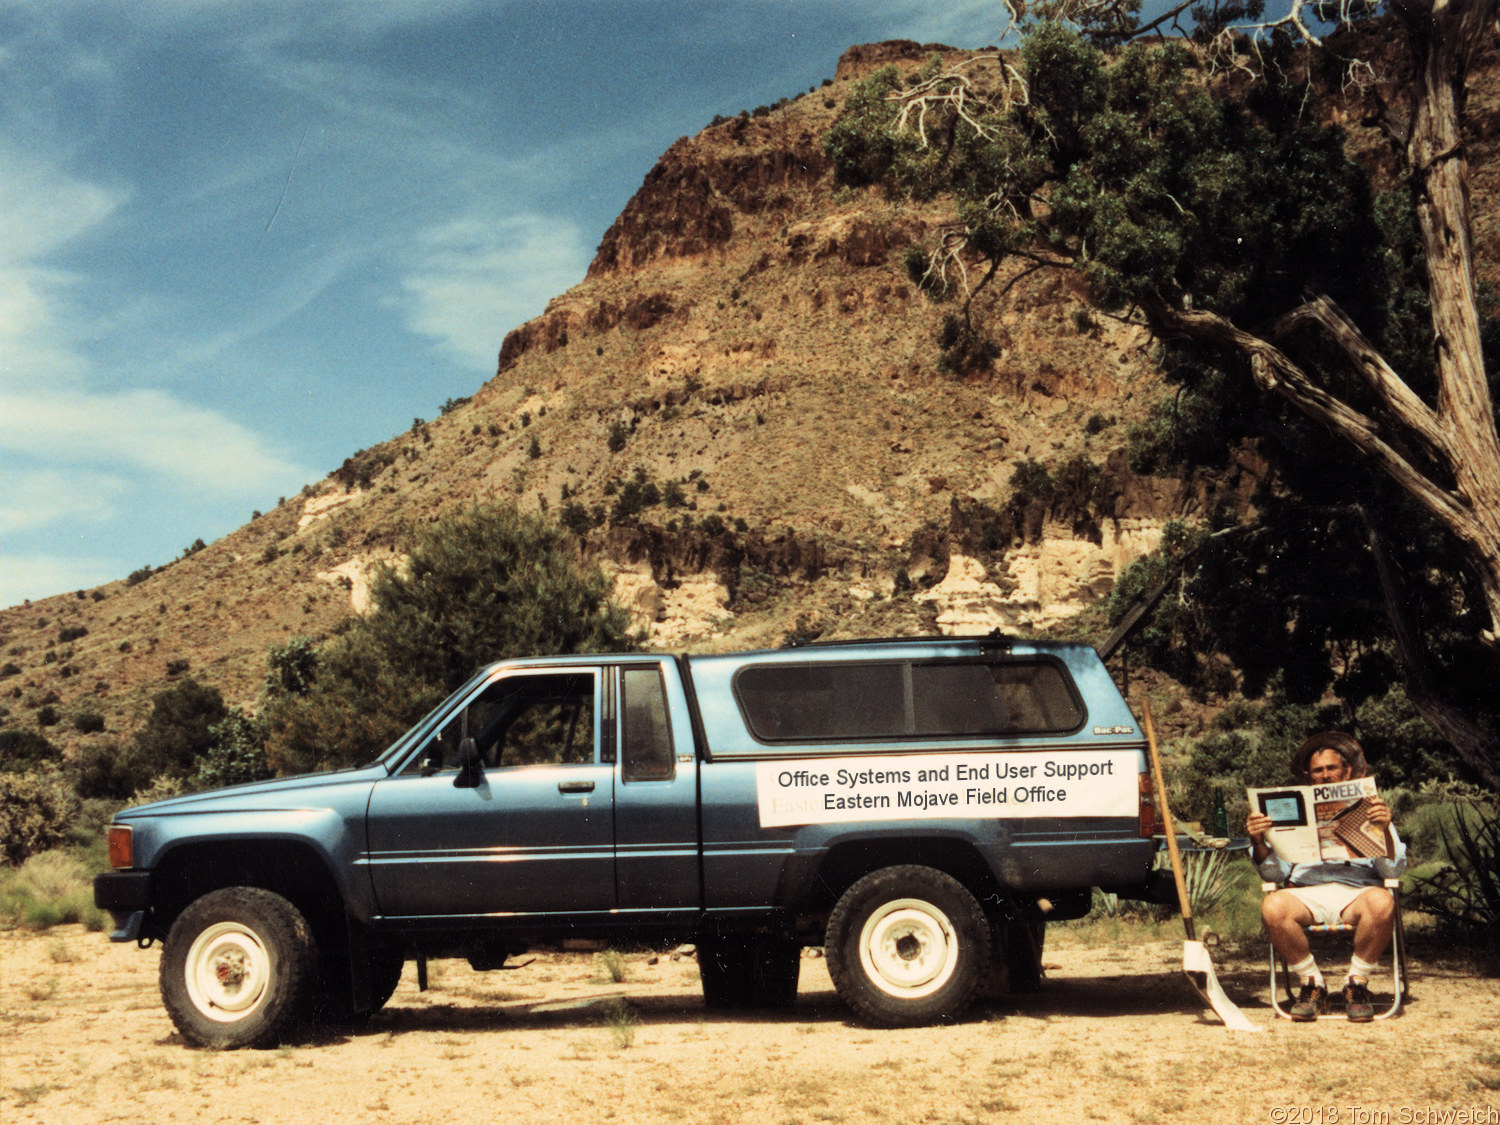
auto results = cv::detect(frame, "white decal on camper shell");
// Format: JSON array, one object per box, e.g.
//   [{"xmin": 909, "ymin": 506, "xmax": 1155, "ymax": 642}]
[{"xmin": 755, "ymin": 750, "xmax": 1139, "ymax": 828}]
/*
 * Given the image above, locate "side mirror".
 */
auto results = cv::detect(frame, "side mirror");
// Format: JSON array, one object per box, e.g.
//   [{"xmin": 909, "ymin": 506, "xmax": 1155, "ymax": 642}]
[{"xmin": 454, "ymin": 737, "xmax": 484, "ymax": 789}]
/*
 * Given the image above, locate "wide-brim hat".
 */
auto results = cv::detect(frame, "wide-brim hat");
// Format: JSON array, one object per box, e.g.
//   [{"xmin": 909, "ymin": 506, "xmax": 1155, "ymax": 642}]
[{"xmin": 1291, "ymin": 731, "xmax": 1368, "ymax": 782}]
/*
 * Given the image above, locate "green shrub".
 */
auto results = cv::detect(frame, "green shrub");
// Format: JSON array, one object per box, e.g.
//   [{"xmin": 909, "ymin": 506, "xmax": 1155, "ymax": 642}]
[
  {"xmin": 0, "ymin": 729, "xmax": 60, "ymax": 774},
  {"xmin": 72, "ymin": 710, "xmax": 106, "ymax": 734},
  {"xmin": 936, "ymin": 314, "xmax": 1000, "ymax": 376},
  {"xmin": 560, "ymin": 501, "xmax": 598, "ymax": 536},
  {"xmin": 0, "ymin": 768, "xmax": 79, "ymax": 865},
  {"xmin": 266, "ymin": 637, "xmax": 320, "ymax": 698},
  {"xmin": 191, "ymin": 710, "xmax": 271, "ymax": 791},
  {"xmin": 823, "ymin": 66, "xmax": 906, "ymax": 187},
  {"xmin": 74, "ymin": 741, "xmax": 134, "ymax": 800},
  {"xmin": 75, "ymin": 678, "xmax": 231, "ymax": 799}
]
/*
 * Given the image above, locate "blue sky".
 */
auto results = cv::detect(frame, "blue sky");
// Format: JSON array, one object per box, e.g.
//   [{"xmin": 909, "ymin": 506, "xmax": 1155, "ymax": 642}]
[{"xmin": 0, "ymin": 0, "xmax": 1007, "ymax": 608}]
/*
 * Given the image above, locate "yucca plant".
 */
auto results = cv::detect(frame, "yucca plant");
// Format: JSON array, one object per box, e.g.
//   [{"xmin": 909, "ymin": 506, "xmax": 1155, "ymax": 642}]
[
  {"xmin": 1408, "ymin": 802, "xmax": 1500, "ymax": 945},
  {"xmin": 1181, "ymin": 847, "xmax": 1237, "ymax": 918}
]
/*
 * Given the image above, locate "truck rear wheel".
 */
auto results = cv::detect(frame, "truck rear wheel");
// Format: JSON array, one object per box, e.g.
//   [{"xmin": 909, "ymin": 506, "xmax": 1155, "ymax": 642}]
[
  {"xmin": 161, "ymin": 887, "xmax": 315, "ymax": 1049},
  {"xmin": 825, "ymin": 866, "xmax": 988, "ymax": 1027},
  {"xmin": 697, "ymin": 935, "xmax": 800, "ymax": 1010}
]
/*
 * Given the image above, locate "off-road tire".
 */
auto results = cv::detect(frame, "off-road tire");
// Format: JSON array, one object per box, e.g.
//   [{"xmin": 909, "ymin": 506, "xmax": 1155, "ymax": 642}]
[
  {"xmin": 825, "ymin": 865, "xmax": 989, "ymax": 1027},
  {"xmin": 160, "ymin": 887, "xmax": 315, "ymax": 1049},
  {"xmin": 697, "ymin": 935, "xmax": 801, "ymax": 1010}
]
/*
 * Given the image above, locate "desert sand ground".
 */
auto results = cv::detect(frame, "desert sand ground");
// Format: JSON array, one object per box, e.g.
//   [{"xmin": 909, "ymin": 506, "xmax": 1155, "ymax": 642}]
[{"xmin": 2, "ymin": 924, "xmax": 1497, "ymax": 1125}]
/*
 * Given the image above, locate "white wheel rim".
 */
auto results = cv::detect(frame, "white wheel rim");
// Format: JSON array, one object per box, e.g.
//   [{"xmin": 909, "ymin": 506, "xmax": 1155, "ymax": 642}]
[
  {"xmin": 858, "ymin": 898, "xmax": 960, "ymax": 1000},
  {"xmin": 184, "ymin": 921, "xmax": 273, "ymax": 1023}
]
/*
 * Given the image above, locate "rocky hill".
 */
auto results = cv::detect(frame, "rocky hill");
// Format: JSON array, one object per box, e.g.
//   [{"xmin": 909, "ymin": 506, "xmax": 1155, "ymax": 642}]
[{"xmin": 3, "ymin": 31, "xmax": 1495, "ymax": 761}]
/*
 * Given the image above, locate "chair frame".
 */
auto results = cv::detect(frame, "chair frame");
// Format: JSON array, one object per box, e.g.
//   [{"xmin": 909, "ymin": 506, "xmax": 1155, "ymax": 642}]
[{"xmin": 1264, "ymin": 877, "xmax": 1407, "ymax": 1021}]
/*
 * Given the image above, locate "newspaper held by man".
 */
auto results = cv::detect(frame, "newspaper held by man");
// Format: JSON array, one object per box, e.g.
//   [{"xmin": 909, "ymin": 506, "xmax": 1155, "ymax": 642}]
[{"xmin": 1245, "ymin": 776, "xmax": 1393, "ymax": 866}]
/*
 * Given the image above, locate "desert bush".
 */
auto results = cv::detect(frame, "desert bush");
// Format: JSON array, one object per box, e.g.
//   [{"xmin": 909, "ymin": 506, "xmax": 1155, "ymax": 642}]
[
  {"xmin": 0, "ymin": 767, "xmax": 79, "ymax": 866},
  {"xmin": 598, "ymin": 948, "xmax": 629, "ymax": 983},
  {"xmin": 266, "ymin": 636, "xmax": 319, "ymax": 698},
  {"xmin": 610, "ymin": 470, "xmax": 662, "ymax": 524},
  {"xmin": 560, "ymin": 501, "xmax": 598, "ymax": 536},
  {"xmin": 128, "ymin": 677, "xmax": 225, "ymax": 777},
  {"xmin": 76, "ymin": 679, "xmax": 228, "ymax": 799},
  {"xmin": 0, "ymin": 729, "xmax": 60, "ymax": 774},
  {"xmin": 72, "ymin": 710, "xmax": 106, "ymax": 734},
  {"xmin": 936, "ymin": 314, "xmax": 1000, "ymax": 376},
  {"xmin": 133, "ymin": 774, "xmax": 188, "ymax": 805},
  {"xmin": 191, "ymin": 710, "xmax": 271, "ymax": 791}
]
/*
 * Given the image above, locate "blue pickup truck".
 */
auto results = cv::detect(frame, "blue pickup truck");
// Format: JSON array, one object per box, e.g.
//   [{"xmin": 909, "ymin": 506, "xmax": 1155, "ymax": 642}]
[{"xmin": 95, "ymin": 636, "xmax": 1164, "ymax": 1048}]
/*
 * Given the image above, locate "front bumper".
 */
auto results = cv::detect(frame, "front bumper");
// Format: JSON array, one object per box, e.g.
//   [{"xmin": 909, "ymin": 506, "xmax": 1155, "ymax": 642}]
[{"xmin": 93, "ymin": 871, "xmax": 151, "ymax": 942}]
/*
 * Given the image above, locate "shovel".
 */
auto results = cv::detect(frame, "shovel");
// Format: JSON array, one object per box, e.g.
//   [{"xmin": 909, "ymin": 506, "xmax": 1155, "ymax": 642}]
[{"xmin": 1143, "ymin": 700, "xmax": 1262, "ymax": 1033}]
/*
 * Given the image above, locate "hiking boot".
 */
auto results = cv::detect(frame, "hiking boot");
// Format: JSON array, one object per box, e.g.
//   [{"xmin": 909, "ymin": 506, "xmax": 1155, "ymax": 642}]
[
  {"xmin": 1290, "ymin": 980, "xmax": 1327, "ymax": 1021},
  {"xmin": 1343, "ymin": 978, "xmax": 1375, "ymax": 1023}
]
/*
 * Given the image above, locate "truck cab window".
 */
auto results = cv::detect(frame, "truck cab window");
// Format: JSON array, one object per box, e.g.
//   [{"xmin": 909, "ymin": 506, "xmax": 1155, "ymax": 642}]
[
  {"xmin": 404, "ymin": 672, "xmax": 596, "ymax": 773},
  {"xmin": 621, "ymin": 667, "xmax": 673, "ymax": 781}
]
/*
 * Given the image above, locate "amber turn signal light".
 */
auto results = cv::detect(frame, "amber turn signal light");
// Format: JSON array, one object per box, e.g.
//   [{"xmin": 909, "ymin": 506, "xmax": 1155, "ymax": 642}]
[
  {"xmin": 1137, "ymin": 771, "xmax": 1158, "ymax": 837},
  {"xmin": 107, "ymin": 825, "xmax": 133, "ymax": 869}
]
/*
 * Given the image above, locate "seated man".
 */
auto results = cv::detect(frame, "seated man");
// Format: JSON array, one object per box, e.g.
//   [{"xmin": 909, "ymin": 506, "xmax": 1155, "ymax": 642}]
[{"xmin": 1247, "ymin": 731, "xmax": 1407, "ymax": 1022}]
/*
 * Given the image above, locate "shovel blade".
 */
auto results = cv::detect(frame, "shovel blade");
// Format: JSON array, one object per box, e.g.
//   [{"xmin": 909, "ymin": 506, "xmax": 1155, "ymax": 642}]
[{"xmin": 1182, "ymin": 940, "xmax": 1262, "ymax": 1032}]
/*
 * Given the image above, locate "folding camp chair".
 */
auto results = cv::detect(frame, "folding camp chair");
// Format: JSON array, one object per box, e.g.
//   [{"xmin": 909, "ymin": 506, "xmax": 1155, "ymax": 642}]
[{"xmin": 1264, "ymin": 877, "xmax": 1408, "ymax": 1021}]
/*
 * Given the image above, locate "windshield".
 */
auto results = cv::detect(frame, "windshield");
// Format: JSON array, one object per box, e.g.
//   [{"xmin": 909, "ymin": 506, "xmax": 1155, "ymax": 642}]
[{"xmin": 365, "ymin": 665, "xmax": 499, "ymax": 769}]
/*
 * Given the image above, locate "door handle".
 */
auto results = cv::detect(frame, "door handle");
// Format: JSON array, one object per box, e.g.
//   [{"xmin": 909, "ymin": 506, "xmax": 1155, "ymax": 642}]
[{"xmin": 558, "ymin": 780, "xmax": 595, "ymax": 794}]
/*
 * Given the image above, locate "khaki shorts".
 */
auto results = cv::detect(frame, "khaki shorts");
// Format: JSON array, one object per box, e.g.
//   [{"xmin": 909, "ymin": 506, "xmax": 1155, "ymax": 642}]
[{"xmin": 1282, "ymin": 882, "xmax": 1373, "ymax": 926}]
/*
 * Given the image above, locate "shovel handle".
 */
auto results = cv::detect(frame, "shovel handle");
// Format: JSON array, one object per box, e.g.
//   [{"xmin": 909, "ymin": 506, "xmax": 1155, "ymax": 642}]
[{"xmin": 1144, "ymin": 700, "xmax": 1196, "ymax": 941}]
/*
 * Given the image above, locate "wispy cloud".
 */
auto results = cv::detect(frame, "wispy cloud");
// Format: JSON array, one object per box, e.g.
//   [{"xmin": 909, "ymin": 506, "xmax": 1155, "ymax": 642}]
[
  {"xmin": 0, "ymin": 387, "xmax": 308, "ymax": 494},
  {"xmin": 398, "ymin": 211, "xmax": 591, "ymax": 371},
  {"xmin": 0, "ymin": 468, "xmax": 126, "ymax": 536},
  {"xmin": 0, "ymin": 149, "xmax": 126, "ymax": 385}
]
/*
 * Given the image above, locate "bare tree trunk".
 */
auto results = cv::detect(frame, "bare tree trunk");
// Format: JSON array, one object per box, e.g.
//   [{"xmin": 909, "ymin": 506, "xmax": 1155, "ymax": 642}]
[
  {"xmin": 1391, "ymin": 0, "xmax": 1500, "ymax": 646},
  {"xmin": 1363, "ymin": 510, "xmax": 1500, "ymax": 792}
]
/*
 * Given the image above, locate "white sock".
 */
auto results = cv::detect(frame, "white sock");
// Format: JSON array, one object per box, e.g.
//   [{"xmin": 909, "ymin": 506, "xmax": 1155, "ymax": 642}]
[
  {"xmin": 1348, "ymin": 955, "xmax": 1379, "ymax": 983},
  {"xmin": 1290, "ymin": 955, "xmax": 1321, "ymax": 987}
]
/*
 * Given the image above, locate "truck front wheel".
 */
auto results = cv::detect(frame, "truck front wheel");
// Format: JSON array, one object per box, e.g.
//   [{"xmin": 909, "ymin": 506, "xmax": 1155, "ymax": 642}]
[
  {"xmin": 825, "ymin": 866, "xmax": 988, "ymax": 1027},
  {"xmin": 160, "ymin": 887, "xmax": 315, "ymax": 1049}
]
